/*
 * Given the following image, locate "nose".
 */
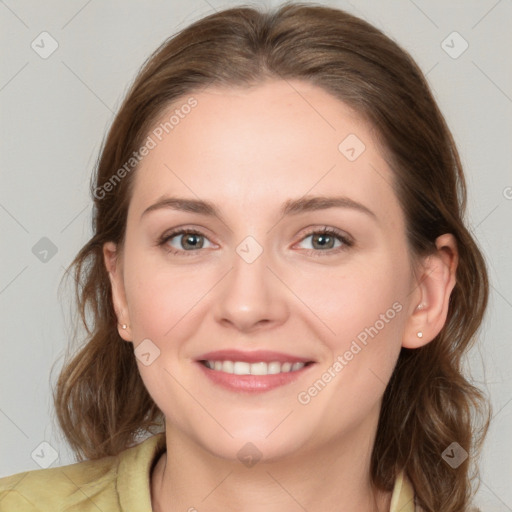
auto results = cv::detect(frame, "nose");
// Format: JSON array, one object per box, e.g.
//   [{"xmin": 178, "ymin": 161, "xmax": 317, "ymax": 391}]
[{"xmin": 213, "ymin": 242, "xmax": 290, "ymax": 333}]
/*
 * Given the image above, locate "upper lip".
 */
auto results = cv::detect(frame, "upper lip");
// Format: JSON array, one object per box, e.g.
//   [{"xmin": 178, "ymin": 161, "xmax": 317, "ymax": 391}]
[{"xmin": 197, "ymin": 349, "xmax": 315, "ymax": 364}]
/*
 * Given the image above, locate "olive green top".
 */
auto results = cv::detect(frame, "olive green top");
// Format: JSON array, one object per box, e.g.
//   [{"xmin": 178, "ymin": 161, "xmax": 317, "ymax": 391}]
[{"xmin": 0, "ymin": 433, "xmax": 418, "ymax": 511}]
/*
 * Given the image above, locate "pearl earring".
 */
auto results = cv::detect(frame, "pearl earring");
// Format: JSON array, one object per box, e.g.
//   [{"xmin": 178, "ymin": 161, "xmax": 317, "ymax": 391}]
[
  {"xmin": 417, "ymin": 331, "xmax": 423, "ymax": 338},
  {"xmin": 122, "ymin": 324, "xmax": 127, "ymax": 329}
]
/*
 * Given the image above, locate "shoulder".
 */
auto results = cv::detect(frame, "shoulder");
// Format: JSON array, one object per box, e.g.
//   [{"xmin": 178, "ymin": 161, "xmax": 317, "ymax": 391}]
[
  {"xmin": 0, "ymin": 432, "xmax": 166, "ymax": 512},
  {"xmin": 0, "ymin": 452, "xmax": 119, "ymax": 511},
  {"xmin": 394, "ymin": 471, "xmax": 482, "ymax": 512}
]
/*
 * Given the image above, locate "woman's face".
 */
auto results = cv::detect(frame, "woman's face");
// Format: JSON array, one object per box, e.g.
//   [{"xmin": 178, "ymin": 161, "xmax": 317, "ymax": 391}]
[{"xmin": 105, "ymin": 79, "xmax": 428, "ymax": 462}]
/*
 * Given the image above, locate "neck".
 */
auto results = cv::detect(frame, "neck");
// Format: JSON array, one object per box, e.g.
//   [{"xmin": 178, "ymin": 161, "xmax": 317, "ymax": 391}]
[{"xmin": 150, "ymin": 417, "xmax": 392, "ymax": 512}]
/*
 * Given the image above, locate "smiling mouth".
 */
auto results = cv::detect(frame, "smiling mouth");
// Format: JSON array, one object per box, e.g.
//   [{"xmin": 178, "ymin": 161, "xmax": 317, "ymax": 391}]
[{"xmin": 199, "ymin": 360, "xmax": 315, "ymax": 375}]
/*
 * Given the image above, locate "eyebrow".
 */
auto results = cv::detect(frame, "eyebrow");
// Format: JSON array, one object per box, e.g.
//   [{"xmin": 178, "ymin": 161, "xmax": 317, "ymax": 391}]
[{"xmin": 140, "ymin": 195, "xmax": 377, "ymax": 222}]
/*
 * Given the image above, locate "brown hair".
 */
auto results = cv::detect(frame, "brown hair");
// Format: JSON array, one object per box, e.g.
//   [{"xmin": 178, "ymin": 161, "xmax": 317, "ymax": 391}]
[{"xmin": 54, "ymin": 3, "xmax": 491, "ymax": 510}]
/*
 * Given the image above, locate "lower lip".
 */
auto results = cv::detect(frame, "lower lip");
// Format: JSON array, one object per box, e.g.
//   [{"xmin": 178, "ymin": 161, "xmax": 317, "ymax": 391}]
[{"xmin": 196, "ymin": 361, "xmax": 315, "ymax": 393}]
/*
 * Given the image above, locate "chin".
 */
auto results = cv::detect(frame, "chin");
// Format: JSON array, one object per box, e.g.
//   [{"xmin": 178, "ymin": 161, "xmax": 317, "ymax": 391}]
[{"xmin": 193, "ymin": 423, "xmax": 314, "ymax": 466}]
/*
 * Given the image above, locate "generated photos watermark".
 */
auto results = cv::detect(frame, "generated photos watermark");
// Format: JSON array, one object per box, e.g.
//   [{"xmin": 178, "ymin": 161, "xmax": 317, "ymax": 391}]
[
  {"xmin": 93, "ymin": 96, "xmax": 198, "ymax": 199},
  {"xmin": 297, "ymin": 301, "xmax": 403, "ymax": 405}
]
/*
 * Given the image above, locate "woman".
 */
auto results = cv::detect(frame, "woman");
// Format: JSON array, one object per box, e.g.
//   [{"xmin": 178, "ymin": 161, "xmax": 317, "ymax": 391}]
[{"xmin": 0, "ymin": 3, "xmax": 490, "ymax": 511}]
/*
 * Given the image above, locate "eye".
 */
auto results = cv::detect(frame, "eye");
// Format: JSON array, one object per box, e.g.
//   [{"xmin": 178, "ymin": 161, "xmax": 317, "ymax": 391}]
[
  {"xmin": 157, "ymin": 226, "xmax": 353, "ymax": 257},
  {"xmin": 158, "ymin": 228, "xmax": 215, "ymax": 256},
  {"xmin": 295, "ymin": 227, "xmax": 353, "ymax": 255}
]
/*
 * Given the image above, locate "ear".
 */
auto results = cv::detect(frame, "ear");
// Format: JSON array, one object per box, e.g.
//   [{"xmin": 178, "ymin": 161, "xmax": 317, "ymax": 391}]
[
  {"xmin": 103, "ymin": 241, "xmax": 132, "ymax": 342},
  {"xmin": 402, "ymin": 233, "xmax": 459, "ymax": 349}
]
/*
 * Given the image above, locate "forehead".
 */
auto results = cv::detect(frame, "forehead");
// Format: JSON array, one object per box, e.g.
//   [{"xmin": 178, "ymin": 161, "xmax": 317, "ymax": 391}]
[{"xmin": 128, "ymin": 79, "xmax": 403, "ymax": 229}]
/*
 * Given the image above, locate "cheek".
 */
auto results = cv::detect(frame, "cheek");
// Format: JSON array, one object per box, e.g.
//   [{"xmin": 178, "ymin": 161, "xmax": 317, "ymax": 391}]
[
  {"xmin": 332, "ymin": 256, "xmax": 408, "ymax": 367},
  {"xmin": 298, "ymin": 271, "xmax": 406, "ymax": 429},
  {"xmin": 123, "ymin": 246, "xmax": 212, "ymax": 340},
  {"xmin": 297, "ymin": 253, "xmax": 409, "ymax": 413},
  {"xmin": 293, "ymin": 255, "xmax": 407, "ymax": 344}
]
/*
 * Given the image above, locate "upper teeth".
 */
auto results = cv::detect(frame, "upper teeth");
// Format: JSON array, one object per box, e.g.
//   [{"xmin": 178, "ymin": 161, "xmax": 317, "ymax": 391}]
[{"xmin": 203, "ymin": 360, "xmax": 306, "ymax": 375}]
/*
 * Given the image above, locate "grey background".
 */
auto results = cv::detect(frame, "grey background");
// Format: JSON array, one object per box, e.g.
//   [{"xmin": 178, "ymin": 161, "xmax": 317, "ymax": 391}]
[{"xmin": 1, "ymin": 0, "xmax": 511, "ymax": 509}]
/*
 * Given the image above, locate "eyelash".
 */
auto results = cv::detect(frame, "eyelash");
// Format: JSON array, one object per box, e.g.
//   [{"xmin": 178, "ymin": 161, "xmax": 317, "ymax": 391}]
[{"xmin": 157, "ymin": 227, "xmax": 354, "ymax": 258}]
